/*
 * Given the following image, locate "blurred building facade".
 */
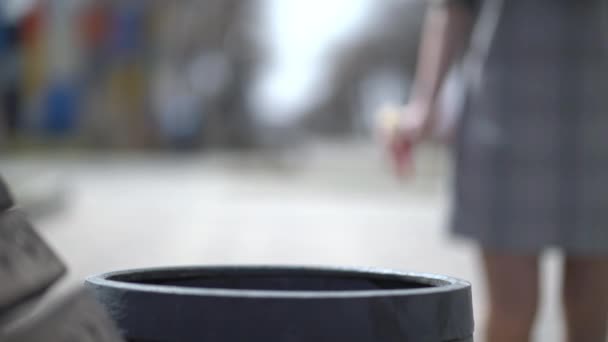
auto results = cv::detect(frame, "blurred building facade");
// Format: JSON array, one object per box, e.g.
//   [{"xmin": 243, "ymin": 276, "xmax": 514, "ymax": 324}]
[
  {"xmin": 0, "ymin": 0, "xmax": 263, "ymax": 149},
  {"xmin": 0, "ymin": 0, "xmax": 427, "ymax": 150}
]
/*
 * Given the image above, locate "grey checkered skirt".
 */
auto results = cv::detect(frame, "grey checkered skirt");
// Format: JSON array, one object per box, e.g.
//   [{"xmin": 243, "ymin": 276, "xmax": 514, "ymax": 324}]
[{"xmin": 450, "ymin": 0, "xmax": 608, "ymax": 254}]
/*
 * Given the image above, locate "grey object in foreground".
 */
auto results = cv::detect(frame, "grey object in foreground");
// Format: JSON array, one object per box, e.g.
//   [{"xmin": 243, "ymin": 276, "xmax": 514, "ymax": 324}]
[
  {"xmin": 0, "ymin": 174, "xmax": 124, "ymax": 342},
  {"xmin": 86, "ymin": 266, "xmax": 474, "ymax": 342},
  {"xmin": 2, "ymin": 290, "xmax": 125, "ymax": 342},
  {"xmin": 0, "ymin": 210, "xmax": 66, "ymax": 314}
]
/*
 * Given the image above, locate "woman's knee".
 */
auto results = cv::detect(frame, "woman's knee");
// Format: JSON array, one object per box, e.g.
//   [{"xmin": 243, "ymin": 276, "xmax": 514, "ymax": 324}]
[
  {"xmin": 564, "ymin": 256, "xmax": 608, "ymax": 306},
  {"xmin": 483, "ymin": 251, "xmax": 541, "ymax": 331}
]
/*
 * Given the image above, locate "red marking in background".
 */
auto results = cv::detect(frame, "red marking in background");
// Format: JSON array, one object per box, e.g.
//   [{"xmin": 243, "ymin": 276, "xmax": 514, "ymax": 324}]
[
  {"xmin": 21, "ymin": 5, "xmax": 45, "ymax": 44},
  {"xmin": 80, "ymin": 4, "xmax": 111, "ymax": 48}
]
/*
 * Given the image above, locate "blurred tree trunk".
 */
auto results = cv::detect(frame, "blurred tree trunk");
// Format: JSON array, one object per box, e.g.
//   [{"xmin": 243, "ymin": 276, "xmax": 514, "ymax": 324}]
[
  {"xmin": 152, "ymin": 0, "xmax": 262, "ymax": 150},
  {"xmin": 300, "ymin": 0, "xmax": 427, "ymax": 136}
]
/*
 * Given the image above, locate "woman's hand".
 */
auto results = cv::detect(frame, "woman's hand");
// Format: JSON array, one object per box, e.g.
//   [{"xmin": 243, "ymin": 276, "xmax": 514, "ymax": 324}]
[
  {"xmin": 376, "ymin": 1, "xmax": 474, "ymax": 177},
  {"xmin": 378, "ymin": 101, "xmax": 438, "ymax": 176}
]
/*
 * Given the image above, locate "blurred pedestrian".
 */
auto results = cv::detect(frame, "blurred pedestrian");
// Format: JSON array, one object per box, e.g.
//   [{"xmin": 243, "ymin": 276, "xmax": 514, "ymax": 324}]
[{"xmin": 387, "ymin": 0, "xmax": 608, "ymax": 341}]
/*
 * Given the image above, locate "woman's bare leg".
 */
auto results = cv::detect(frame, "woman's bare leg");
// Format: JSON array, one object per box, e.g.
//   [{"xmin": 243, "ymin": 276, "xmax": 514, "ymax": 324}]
[
  {"xmin": 563, "ymin": 255, "xmax": 608, "ymax": 342},
  {"xmin": 483, "ymin": 251, "xmax": 541, "ymax": 342}
]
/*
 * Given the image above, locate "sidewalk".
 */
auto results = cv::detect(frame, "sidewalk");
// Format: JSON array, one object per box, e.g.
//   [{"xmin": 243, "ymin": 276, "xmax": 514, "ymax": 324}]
[{"xmin": 1, "ymin": 142, "xmax": 562, "ymax": 341}]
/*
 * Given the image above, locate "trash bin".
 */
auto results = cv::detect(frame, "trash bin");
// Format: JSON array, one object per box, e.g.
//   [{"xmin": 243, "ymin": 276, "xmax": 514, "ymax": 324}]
[{"xmin": 86, "ymin": 266, "xmax": 474, "ymax": 342}]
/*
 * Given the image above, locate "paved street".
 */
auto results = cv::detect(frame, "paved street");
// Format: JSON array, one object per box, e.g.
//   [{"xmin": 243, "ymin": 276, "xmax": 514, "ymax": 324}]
[{"xmin": 1, "ymin": 143, "xmax": 563, "ymax": 341}]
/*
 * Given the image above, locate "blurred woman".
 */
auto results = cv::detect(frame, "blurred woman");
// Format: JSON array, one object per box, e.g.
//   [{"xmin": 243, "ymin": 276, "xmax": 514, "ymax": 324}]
[{"xmin": 389, "ymin": 0, "xmax": 608, "ymax": 341}]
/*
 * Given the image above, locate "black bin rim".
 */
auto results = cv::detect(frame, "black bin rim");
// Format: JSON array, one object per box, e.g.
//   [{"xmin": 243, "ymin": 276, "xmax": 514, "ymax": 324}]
[{"xmin": 86, "ymin": 265, "xmax": 471, "ymax": 299}]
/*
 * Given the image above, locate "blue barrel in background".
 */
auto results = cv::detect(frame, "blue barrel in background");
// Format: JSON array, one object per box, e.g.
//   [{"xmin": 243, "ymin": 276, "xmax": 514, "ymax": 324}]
[{"xmin": 42, "ymin": 80, "xmax": 80, "ymax": 135}]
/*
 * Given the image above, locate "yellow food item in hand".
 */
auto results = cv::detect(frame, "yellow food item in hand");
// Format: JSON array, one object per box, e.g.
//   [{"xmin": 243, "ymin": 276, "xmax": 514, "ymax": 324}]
[{"xmin": 376, "ymin": 104, "xmax": 403, "ymax": 140}]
